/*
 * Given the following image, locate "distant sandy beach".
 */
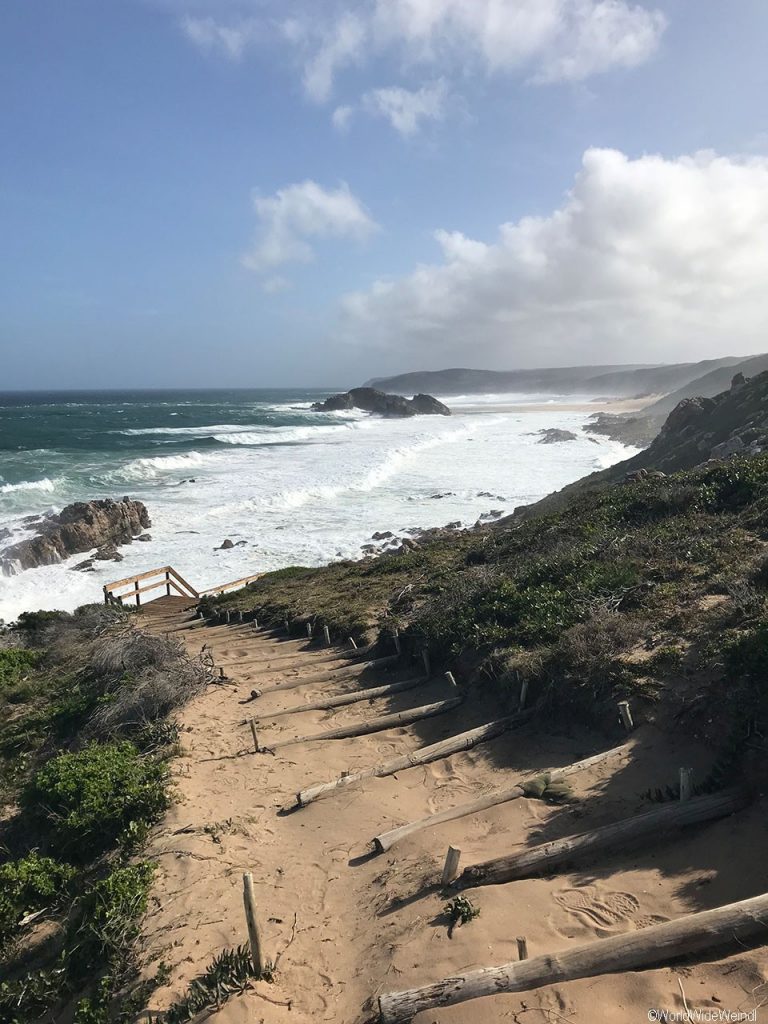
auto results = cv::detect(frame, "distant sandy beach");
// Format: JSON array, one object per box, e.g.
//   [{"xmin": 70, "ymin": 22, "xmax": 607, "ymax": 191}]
[{"xmin": 460, "ymin": 395, "xmax": 659, "ymax": 415}]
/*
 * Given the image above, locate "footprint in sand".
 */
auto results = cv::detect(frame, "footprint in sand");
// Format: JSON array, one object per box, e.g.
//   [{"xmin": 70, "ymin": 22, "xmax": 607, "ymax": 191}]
[
  {"xmin": 555, "ymin": 886, "xmax": 640, "ymax": 929},
  {"xmin": 634, "ymin": 913, "xmax": 670, "ymax": 929}
]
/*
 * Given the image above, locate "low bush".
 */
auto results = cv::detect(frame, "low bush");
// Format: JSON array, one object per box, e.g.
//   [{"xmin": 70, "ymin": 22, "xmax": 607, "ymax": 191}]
[
  {"xmin": 26, "ymin": 741, "xmax": 169, "ymax": 855},
  {"xmin": 0, "ymin": 648, "xmax": 41, "ymax": 689},
  {"xmin": 0, "ymin": 853, "xmax": 76, "ymax": 954}
]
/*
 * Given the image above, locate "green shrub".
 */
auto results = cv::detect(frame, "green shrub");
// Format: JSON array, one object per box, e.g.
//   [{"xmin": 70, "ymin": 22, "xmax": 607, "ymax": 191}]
[
  {"xmin": 0, "ymin": 853, "xmax": 76, "ymax": 953},
  {"xmin": 27, "ymin": 741, "xmax": 168, "ymax": 855},
  {"xmin": 69, "ymin": 863, "xmax": 155, "ymax": 979},
  {"xmin": 0, "ymin": 648, "xmax": 41, "ymax": 689}
]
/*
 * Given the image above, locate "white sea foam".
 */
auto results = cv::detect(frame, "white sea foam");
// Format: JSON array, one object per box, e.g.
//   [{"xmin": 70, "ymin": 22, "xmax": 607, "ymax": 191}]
[
  {"xmin": 98, "ymin": 451, "xmax": 214, "ymax": 483},
  {"xmin": 0, "ymin": 477, "xmax": 59, "ymax": 495},
  {"xmin": 0, "ymin": 400, "xmax": 639, "ymax": 623}
]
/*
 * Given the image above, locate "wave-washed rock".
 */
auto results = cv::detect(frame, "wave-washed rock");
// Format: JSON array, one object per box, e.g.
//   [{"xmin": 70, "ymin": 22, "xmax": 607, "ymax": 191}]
[
  {"xmin": 1, "ymin": 498, "xmax": 151, "ymax": 576},
  {"xmin": 312, "ymin": 387, "xmax": 451, "ymax": 418}
]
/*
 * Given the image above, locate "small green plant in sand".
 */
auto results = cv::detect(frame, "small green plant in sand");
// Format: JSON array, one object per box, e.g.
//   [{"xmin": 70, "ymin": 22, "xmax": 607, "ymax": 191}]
[
  {"xmin": 444, "ymin": 895, "xmax": 480, "ymax": 937},
  {"xmin": 157, "ymin": 944, "xmax": 260, "ymax": 1024}
]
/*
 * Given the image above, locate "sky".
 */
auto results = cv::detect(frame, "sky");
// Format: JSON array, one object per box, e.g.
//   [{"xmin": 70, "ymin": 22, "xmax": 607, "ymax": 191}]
[{"xmin": 1, "ymin": 0, "xmax": 767, "ymax": 389}]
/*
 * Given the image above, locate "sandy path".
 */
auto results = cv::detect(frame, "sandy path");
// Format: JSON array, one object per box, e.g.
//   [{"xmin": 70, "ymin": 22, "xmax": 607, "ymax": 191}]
[{"xmin": 138, "ymin": 600, "xmax": 768, "ymax": 1024}]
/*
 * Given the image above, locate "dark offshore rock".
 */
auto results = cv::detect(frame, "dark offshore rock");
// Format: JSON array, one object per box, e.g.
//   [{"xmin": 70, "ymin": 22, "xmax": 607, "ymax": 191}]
[
  {"xmin": 312, "ymin": 387, "xmax": 450, "ymax": 418},
  {"xmin": 1, "ymin": 498, "xmax": 150, "ymax": 576},
  {"xmin": 536, "ymin": 428, "xmax": 578, "ymax": 444}
]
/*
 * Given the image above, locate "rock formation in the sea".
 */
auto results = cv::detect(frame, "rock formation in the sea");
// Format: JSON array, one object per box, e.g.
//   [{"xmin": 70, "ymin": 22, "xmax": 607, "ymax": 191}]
[
  {"xmin": 0, "ymin": 498, "xmax": 151, "ymax": 575},
  {"xmin": 536, "ymin": 428, "xmax": 578, "ymax": 444},
  {"xmin": 311, "ymin": 387, "xmax": 451, "ymax": 418}
]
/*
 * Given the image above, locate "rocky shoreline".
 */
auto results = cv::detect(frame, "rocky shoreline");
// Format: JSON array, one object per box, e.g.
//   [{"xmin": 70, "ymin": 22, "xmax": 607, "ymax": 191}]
[{"xmin": 0, "ymin": 498, "xmax": 151, "ymax": 576}]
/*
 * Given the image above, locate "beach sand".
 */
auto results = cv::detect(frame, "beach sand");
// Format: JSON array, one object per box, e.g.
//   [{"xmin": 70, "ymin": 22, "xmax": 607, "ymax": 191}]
[{"xmin": 136, "ymin": 600, "xmax": 768, "ymax": 1024}]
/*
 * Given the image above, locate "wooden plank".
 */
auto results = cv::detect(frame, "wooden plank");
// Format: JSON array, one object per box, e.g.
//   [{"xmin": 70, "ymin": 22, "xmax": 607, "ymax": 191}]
[
  {"xmin": 295, "ymin": 711, "xmax": 533, "ymax": 809},
  {"xmin": 378, "ymin": 891, "xmax": 768, "ymax": 1023},
  {"xmin": 265, "ymin": 696, "xmax": 463, "ymax": 750},
  {"xmin": 456, "ymin": 789, "xmax": 748, "ymax": 889},
  {"xmin": 372, "ymin": 744, "xmax": 628, "ymax": 853},
  {"xmin": 198, "ymin": 572, "xmax": 263, "ymax": 596}
]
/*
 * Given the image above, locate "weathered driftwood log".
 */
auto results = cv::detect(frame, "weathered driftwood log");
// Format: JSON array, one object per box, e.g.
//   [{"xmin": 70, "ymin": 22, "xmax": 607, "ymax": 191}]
[
  {"xmin": 253, "ymin": 675, "xmax": 428, "ymax": 720},
  {"xmin": 295, "ymin": 711, "xmax": 532, "ymax": 808},
  {"xmin": 265, "ymin": 696, "xmax": 463, "ymax": 751},
  {"xmin": 457, "ymin": 788, "xmax": 748, "ymax": 889},
  {"xmin": 372, "ymin": 744, "xmax": 628, "ymax": 853},
  {"xmin": 248, "ymin": 655, "xmax": 400, "ymax": 693},
  {"xmin": 378, "ymin": 891, "xmax": 768, "ymax": 1024}
]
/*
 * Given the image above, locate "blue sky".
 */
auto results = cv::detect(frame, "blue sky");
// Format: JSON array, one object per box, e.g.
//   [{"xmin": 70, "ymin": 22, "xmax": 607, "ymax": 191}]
[{"xmin": 1, "ymin": 0, "xmax": 767, "ymax": 389}]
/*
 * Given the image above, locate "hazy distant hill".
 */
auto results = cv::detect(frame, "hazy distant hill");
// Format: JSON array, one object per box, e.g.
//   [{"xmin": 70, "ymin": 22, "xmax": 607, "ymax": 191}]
[
  {"xmin": 367, "ymin": 357, "xmax": 743, "ymax": 397},
  {"xmin": 640, "ymin": 353, "xmax": 768, "ymax": 416}
]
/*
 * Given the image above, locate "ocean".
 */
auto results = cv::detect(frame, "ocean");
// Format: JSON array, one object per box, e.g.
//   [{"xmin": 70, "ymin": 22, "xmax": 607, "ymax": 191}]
[{"xmin": 0, "ymin": 388, "xmax": 637, "ymax": 622}]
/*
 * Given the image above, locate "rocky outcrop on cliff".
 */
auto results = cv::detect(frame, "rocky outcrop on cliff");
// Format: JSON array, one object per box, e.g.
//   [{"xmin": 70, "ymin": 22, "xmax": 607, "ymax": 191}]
[
  {"xmin": 1, "ymin": 498, "xmax": 151, "ymax": 575},
  {"xmin": 511, "ymin": 370, "xmax": 768, "ymax": 521},
  {"xmin": 312, "ymin": 387, "xmax": 451, "ymax": 417}
]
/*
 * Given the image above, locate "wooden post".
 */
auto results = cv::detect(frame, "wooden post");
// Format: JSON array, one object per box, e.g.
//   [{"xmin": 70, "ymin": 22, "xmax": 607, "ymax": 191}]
[
  {"xmin": 306, "ymin": 622, "xmax": 313, "ymax": 638},
  {"xmin": 441, "ymin": 846, "xmax": 461, "ymax": 886},
  {"xmin": 422, "ymin": 649, "xmax": 431, "ymax": 677},
  {"xmin": 103, "ymin": 586, "xmax": 109, "ymax": 606},
  {"xmin": 393, "ymin": 630, "xmax": 401, "ymax": 656},
  {"xmin": 445, "ymin": 672, "xmax": 458, "ymax": 688},
  {"xmin": 323, "ymin": 625, "xmax": 331, "ymax": 646},
  {"xmin": 242, "ymin": 873, "xmax": 264, "ymax": 977},
  {"xmin": 679, "ymin": 767, "xmax": 692, "ymax": 801},
  {"xmin": 226, "ymin": 610, "xmax": 232, "ymax": 624},
  {"xmin": 341, "ymin": 770, "xmax": 351, "ymax": 779},
  {"xmin": 519, "ymin": 679, "xmax": 529, "ymax": 710},
  {"xmin": 249, "ymin": 720, "xmax": 260, "ymax": 753},
  {"xmin": 239, "ymin": 610, "xmax": 244, "ymax": 623},
  {"xmin": 134, "ymin": 579, "xmax": 141, "ymax": 608},
  {"xmin": 253, "ymin": 618, "xmax": 259, "ymax": 629},
  {"xmin": 165, "ymin": 570, "xmax": 171, "ymax": 597},
  {"xmin": 617, "ymin": 700, "xmax": 634, "ymax": 731},
  {"xmin": 284, "ymin": 620, "xmax": 290, "ymax": 635},
  {"xmin": 349, "ymin": 636, "xmax": 358, "ymax": 650},
  {"xmin": 517, "ymin": 937, "xmax": 528, "ymax": 961},
  {"xmin": 219, "ymin": 666, "xmax": 225, "ymax": 680}
]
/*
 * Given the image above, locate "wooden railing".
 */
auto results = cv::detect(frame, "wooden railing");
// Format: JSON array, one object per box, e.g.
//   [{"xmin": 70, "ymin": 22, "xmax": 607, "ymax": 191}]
[{"xmin": 103, "ymin": 566, "xmax": 263, "ymax": 608}]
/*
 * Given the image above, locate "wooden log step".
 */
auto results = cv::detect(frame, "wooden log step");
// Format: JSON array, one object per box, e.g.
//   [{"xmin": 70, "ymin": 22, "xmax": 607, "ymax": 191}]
[
  {"xmin": 377, "ymin": 890, "xmax": 768, "ymax": 1023},
  {"xmin": 264, "ymin": 696, "xmax": 464, "ymax": 751},
  {"xmin": 294, "ymin": 711, "xmax": 533, "ymax": 809},
  {"xmin": 456, "ymin": 788, "xmax": 748, "ymax": 889},
  {"xmin": 252, "ymin": 675, "xmax": 428, "ymax": 720},
  {"xmin": 245, "ymin": 655, "xmax": 400, "ymax": 693},
  {"xmin": 372, "ymin": 744, "xmax": 628, "ymax": 853},
  {"xmin": 217, "ymin": 649, "xmax": 358, "ymax": 670}
]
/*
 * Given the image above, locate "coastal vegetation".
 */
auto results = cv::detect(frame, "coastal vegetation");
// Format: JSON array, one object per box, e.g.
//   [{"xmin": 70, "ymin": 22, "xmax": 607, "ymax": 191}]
[
  {"xmin": 0, "ymin": 608, "xmax": 208, "ymax": 1023},
  {"xmin": 207, "ymin": 451, "xmax": 768, "ymax": 764}
]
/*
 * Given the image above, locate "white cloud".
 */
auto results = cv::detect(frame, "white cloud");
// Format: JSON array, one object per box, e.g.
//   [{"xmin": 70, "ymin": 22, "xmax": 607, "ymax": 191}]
[
  {"xmin": 332, "ymin": 104, "xmax": 355, "ymax": 132},
  {"xmin": 243, "ymin": 180, "xmax": 378, "ymax": 274},
  {"xmin": 288, "ymin": 0, "xmax": 665, "ymax": 101},
  {"xmin": 301, "ymin": 12, "xmax": 367, "ymax": 103},
  {"xmin": 181, "ymin": 15, "xmax": 260, "ymax": 60},
  {"xmin": 362, "ymin": 79, "xmax": 448, "ymax": 136},
  {"xmin": 340, "ymin": 149, "xmax": 768, "ymax": 365}
]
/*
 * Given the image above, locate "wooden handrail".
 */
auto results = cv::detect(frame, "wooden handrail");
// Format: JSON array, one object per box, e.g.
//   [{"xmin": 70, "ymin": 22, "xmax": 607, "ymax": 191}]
[
  {"xmin": 198, "ymin": 573, "xmax": 263, "ymax": 596},
  {"xmin": 103, "ymin": 565, "xmax": 263, "ymax": 608}
]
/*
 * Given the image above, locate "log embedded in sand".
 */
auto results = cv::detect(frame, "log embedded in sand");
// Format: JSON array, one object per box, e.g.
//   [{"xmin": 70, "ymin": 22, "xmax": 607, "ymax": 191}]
[
  {"xmin": 250, "ymin": 654, "xmax": 400, "ymax": 693},
  {"xmin": 266, "ymin": 696, "xmax": 463, "ymax": 750},
  {"xmin": 218, "ymin": 649, "xmax": 356, "ymax": 670},
  {"xmin": 378, "ymin": 891, "xmax": 768, "ymax": 1024},
  {"xmin": 456, "ymin": 788, "xmax": 747, "ymax": 889},
  {"xmin": 295, "ymin": 711, "xmax": 532, "ymax": 808},
  {"xmin": 252, "ymin": 675, "xmax": 428, "ymax": 720},
  {"xmin": 372, "ymin": 744, "xmax": 628, "ymax": 853}
]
